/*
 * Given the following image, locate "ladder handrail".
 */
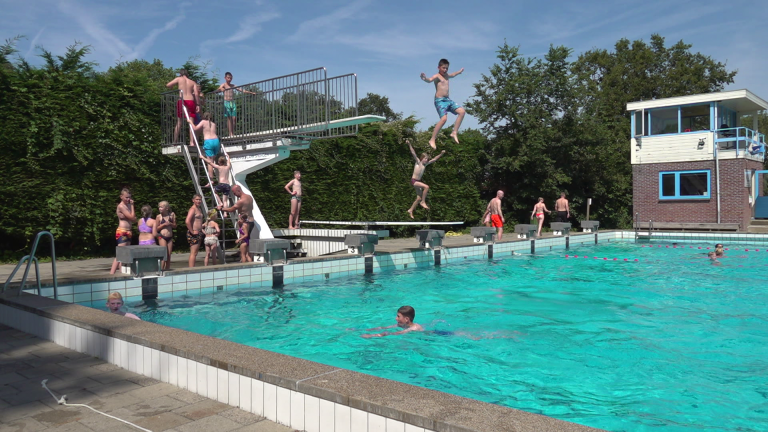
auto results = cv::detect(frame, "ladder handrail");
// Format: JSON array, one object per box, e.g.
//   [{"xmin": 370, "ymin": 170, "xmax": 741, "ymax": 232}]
[
  {"xmin": 2, "ymin": 231, "xmax": 58, "ymax": 299},
  {"xmin": 180, "ymin": 93, "xmax": 239, "ymax": 263}
]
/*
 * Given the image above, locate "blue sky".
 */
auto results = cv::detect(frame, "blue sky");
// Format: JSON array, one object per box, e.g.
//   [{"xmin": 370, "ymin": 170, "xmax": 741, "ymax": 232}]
[{"xmin": 2, "ymin": 0, "xmax": 767, "ymax": 131}]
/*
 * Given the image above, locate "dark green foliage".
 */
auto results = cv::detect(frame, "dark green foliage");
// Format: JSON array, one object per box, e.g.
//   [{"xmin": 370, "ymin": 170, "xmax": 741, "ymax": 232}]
[
  {"xmin": 0, "ymin": 40, "xmax": 194, "ymax": 259},
  {"xmin": 467, "ymin": 35, "xmax": 737, "ymax": 228},
  {"xmin": 358, "ymin": 93, "xmax": 403, "ymax": 122},
  {"xmin": 247, "ymin": 118, "xmax": 485, "ymax": 236}
]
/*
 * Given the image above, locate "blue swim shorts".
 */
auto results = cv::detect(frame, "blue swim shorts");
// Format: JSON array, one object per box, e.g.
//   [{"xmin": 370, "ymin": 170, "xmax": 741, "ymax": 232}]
[
  {"xmin": 434, "ymin": 97, "xmax": 461, "ymax": 118},
  {"xmin": 224, "ymin": 100, "xmax": 237, "ymax": 118},
  {"xmin": 203, "ymin": 138, "xmax": 220, "ymax": 157}
]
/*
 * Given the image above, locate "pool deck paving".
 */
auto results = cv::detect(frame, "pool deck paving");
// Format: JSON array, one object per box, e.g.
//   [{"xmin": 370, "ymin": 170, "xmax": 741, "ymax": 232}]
[
  {"xmin": 0, "ymin": 324, "xmax": 299, "ymax": 432},
  {"xmin": 0, "ymin": 232, "xmax": 564, "ymax": 288}
]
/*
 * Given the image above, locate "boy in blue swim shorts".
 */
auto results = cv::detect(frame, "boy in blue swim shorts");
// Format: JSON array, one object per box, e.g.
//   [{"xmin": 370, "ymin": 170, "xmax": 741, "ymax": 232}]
[
  {"xmin": 215, "ymin": 72, "xmax": 258, "ymax": 137},
  {"xmin": 420, "ymin": 58, "xmax": 466, "ymax": 149},
  {"xmin": 187, "ymin": 112, "xmax": 220, "ymax": 184}
]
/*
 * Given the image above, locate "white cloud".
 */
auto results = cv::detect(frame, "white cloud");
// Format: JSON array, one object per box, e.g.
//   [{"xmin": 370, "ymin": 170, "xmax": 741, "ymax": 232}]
[
  {"xmin": 200, "ymin": 11, "xmax": 281, "ymax": 54},
  {"xmin": 24, "ymin": 27, "xmax": 46, "ymax": 60},
  {"xmin": 287, "ymin": 0, "xmax": 372, "ymax": 43},
  {"xmin": 56, "ymin": 0, "xmax": 187, "ymax": 62}
]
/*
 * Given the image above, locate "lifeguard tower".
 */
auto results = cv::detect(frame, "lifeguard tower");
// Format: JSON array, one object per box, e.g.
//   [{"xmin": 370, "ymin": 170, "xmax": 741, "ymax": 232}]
[
  {"xmin": 627, "ymin": 89, "xmax": 767, "ymax": 233},
  {"xmin": 160, "ymin": 68, "xmax": 385, "ymax": 258}
]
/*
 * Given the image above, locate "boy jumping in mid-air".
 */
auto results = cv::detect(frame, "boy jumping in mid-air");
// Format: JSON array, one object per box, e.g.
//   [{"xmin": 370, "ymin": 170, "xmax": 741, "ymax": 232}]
[
  {"xmin": 362, "ymin": 305, "xmax": 424, "ymax": 338},
  {"xmin": 420, "ymin": 58, "xmax": 466, "ymax": 149},
  {"xmin": 203, "ymin": 154, "xmax": 232, "ymax": 211},
  {"xmin": 406, "ymin": 139, "xmax": 445, "ymax": 219},
  {"xmin": 284, "ymin": 171, "xmax": 302, "ymax": 229}
]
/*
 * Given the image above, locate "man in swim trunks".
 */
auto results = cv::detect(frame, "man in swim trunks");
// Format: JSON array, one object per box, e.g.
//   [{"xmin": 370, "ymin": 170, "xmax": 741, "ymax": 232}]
[
  {"xmin": 110, "ymin": 188, "xmax": 136, "ymax": 274},
  {"xmin": 187, "ymin": 112, "xmax": 220, "ymax": 184},
  {"xmin": 420, "ymin": 58, "xmax": 466, "ymax": 149},
  {"xmin": 406, "ymin": 139, "xmax": 445, "ymax": 219},
  {"xmin": 284, "ymin": 171, "xmax": 302, "ymax": 229},
  {"xmin": 214, "ymin": 72, "xmax": 258, "ymax": 137},
  {"xmin": 218, "ymin": 185, "xmax": 257, "ymax": 239},
  {"xmin": 185, "ymin": 194, "xmax": 204, "ymax": 268},
  {"xmin": 166, "ymin": 69, "xmax": 200, "ymax": 144},
  {"xmin": 555, "ymin": 192, "xmax": 570, "ymax": 223},
  {"xmin": 487, "ymin": 190, "xmax": 505, "ymax": 241},
  {"xmin": 362, "ymin": 305, "xmax": 424, "ymax": 338}
]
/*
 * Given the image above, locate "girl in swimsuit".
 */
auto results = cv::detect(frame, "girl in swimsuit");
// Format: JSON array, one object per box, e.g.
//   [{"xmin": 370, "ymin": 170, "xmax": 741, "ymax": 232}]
[
  {"xmin": 235, "ymin": 213, "xmax": 252, "ymax": 263},
  {"xmin": 203, "ymin": 209, "xmax": 221, "ymax": 266},
  {"xmin": 155, "ymin": 201, "xmax": 176, "ymax": 270},
  {"xmin": 138, "ymin": 205, "xmax": 158, "ymax": 245},
  {"xmin": 530, "ymin": 197, "xmax": 551, "ymax": 237}
]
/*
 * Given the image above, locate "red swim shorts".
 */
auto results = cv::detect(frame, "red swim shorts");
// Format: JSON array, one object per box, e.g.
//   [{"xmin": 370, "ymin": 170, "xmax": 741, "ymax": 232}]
[
  {"xmin": 491, "ymin": 214, "xmax": 503, "ymax": 228},
  {"xmin": 176, "ymin": 99, "xmax": 197, "ymax": 118}
]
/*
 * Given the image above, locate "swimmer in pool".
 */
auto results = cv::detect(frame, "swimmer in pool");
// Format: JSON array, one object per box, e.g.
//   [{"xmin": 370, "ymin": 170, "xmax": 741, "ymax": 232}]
[
  {"xmin": 362, "ymin": 305, "xmax": 424, "ymax": 338},
  {"xmin": 714, "ymin": 243, "xmax": 725, "ymax": 257},
  {"xmin": 707, "ymin": 251, "xmax": 721, "ymax": 265}
]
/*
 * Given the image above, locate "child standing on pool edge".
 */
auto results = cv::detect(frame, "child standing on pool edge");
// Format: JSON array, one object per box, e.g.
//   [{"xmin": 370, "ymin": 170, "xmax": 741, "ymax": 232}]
[
  {"xmin": 420, "ymin": 59, "xmax": 466, "ymax": 149},
  {"xmin": 284, "ymin": 171, "xmax": 302, "ymax": 230}
]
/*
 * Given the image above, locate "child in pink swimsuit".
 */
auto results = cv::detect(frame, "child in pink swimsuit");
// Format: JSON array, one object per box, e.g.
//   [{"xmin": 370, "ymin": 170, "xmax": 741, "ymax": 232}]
[{"xmin": 138, "ymin": 205, "xmax": 157, "ymax": 245}]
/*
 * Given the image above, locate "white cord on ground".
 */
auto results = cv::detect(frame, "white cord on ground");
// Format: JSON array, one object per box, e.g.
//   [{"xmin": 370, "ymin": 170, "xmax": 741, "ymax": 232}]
[{"xmin": 41, "ymin": 379, "xmax": 153, "ymax": 432}]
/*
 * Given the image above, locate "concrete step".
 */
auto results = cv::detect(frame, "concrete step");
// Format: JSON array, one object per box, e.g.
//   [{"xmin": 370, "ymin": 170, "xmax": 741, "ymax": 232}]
[
  {"xmin": 749, "ymin": 219, "xmax": 768, "ymax": 226},
  {"xmin": 747, "ymin": 226, "xmax": 768, "ymax": 233}
]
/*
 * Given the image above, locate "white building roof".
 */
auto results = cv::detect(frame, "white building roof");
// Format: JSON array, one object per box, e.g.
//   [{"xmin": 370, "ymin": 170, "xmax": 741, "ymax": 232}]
[{"xmin": 626, "ymin": 89, "xmax": 768, "ymax": 112}]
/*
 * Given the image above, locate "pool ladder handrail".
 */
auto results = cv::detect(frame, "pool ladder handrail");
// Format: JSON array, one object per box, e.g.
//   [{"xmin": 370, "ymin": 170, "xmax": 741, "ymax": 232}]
[{"xmin": 2, "ymin": 231, "xmax": 58, "ymax": 299}]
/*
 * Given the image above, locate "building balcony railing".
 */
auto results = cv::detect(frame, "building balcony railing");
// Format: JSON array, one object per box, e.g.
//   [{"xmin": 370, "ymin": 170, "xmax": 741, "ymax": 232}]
[
  {"xmin": 715, "ymin": 127, "xmax": 766, "ymax": 157},
  {"xmin": 160, "ymin": 67, "xmax": 359, "ymax": 147}
]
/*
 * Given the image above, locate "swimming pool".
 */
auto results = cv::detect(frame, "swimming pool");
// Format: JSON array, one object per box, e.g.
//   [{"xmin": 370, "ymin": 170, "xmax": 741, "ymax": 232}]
[{"xmin": 119, "ymin": 241, "xmax": 768, "ymax": 432}]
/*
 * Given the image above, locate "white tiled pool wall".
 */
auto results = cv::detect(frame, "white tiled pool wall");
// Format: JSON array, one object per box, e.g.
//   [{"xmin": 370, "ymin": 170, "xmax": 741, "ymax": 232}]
[
  {"xmin": 30, "ymin": 233, "xmax": 622, "ymax": 304},
  {"xmin": 0, "ymin": 303, "xmax": 434, "ymax": 432},
  {"xmin": 617, "ymin": 230, "xmax": 768, "ymax": 243}
]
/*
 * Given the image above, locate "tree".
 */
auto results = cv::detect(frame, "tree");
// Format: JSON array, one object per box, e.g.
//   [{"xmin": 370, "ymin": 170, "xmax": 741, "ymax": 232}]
[
  {"xmin": 465, "ymin": 43, "xmax": 578, "ymax": 222},
  {"xmin": 358, "ymin": 92, "xmax": 402, "ymax": 122}
]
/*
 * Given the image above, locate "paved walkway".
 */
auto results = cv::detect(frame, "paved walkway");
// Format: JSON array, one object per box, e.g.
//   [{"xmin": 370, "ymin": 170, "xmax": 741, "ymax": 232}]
[
  {"xmin": 0, "ymin": 324, "xmax": 300, "ymax": 432},
  {"xmin": 1, "ymin": 233, "xmax": 560, "ymax": 287}
]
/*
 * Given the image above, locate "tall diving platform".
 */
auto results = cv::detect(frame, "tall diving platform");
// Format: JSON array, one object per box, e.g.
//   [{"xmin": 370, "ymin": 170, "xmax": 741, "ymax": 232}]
[{"xmin": 160, "ymin": 68, "xmax": 384, "ymax": 259}]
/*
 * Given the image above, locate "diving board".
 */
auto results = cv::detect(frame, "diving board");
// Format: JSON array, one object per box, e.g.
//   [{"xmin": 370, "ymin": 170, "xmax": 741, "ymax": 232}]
[
  {"xmin": 302, "ymin": 220, "xmax": 464, "ymax": 230},
  {"xmin": 161, "ymin": 68, "xmax": 385, "ymax": 241}
]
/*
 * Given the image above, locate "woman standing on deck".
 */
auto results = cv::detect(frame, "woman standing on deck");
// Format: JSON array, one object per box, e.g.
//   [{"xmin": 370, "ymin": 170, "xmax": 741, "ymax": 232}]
[
  {"xmin": 530, "ymin": 197, "xmax": 551, "ymax": 237},
  {"xmin": 155, "ymin": 201, "xmax": 177, "ymax": 270}
]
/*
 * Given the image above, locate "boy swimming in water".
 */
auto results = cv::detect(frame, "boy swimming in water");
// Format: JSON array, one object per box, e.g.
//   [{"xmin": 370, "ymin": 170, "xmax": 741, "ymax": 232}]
[
  {"xmin": 420, "ymin": 58, "xmax": 466, "ymax": 149},
  {"xmin": 362, "ymin": 305, "xmax": 424, "ymax": 338}
]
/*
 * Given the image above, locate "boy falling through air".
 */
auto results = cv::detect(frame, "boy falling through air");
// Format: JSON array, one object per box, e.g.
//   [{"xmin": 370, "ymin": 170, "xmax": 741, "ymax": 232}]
[
  {"xmin": 407, "ymin": 139, "xmax": 445, "ymax": 219},
  {"xmin": 362, "ymin": 306, "xmax": 423, "ymax": 338},
  {"xmin": 420, "ymin": 58, "xmax": 466, "ymax": 149},
  {"xmin": 284, "ymin": 171, "xmax": 302, "ymax": 230}
]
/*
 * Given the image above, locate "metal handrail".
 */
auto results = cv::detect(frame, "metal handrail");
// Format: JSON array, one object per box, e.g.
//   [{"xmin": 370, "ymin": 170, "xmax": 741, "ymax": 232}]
[{"xmin": 2, "ymin": 231, "xmax": 58, "ymax": 299}]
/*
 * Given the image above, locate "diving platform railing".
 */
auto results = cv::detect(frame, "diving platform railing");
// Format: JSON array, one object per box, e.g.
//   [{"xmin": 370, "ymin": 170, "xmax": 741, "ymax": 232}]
[
  {"xmin": 161, "ymin": 68, "xmax": 360, "ymax": 148},
  {"xmin": 2, "ymin": 231, "xmax": 58, "ymax": 299},
  {"xmin": 715, "ymin": 127, "xmax": 766, "ymax": 158}
]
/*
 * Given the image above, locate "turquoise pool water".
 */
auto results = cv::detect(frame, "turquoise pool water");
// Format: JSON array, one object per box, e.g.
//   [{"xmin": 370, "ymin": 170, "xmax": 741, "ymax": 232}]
[{"xmin": 122, "ymin": 242, "xmax": 768, "ymax": 432}]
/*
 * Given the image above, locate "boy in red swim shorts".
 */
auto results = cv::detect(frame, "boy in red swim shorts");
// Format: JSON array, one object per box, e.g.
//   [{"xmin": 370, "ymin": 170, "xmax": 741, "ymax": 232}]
[{"xmin": 166, "ymin": 69, "xmax": 200, "ymax": 144}]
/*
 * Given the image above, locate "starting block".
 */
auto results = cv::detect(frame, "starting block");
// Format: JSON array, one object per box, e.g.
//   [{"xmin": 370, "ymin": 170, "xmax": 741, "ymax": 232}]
[
  {"xmin": 116, "ymin": 246, "xmax": 167, "ymax": 278},
  {"xmin": 514, "ymin": 224, "xmax": 538, "ymax": 239},
  {"xmin": 250, "ymin": 239, "xmax": 290, "ymax": 265},
  {"xmin": 581, "ymin": 221, "xmax": 600, "ymax": 233},
  {"xmin": 471, "ymin": 227, "xmax": 496, "ymax": 243},
  {"xmin": 344, "ymin": 234, "xmax": 378, "ymax": 256},
  {"xmin": 416, "ymin": 230, "xmax": 445, "ymax": 249},
  {"xmin": 550, "ymin": 222, "xmax": 572, "ymax": 236}
]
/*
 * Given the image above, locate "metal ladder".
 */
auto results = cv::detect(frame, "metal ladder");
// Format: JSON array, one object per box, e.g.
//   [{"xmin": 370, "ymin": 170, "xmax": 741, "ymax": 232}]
[
  {"xmin": 180, "ymin": 99, "xmax": 241, "ymax": 263},
  {"xmin": 2, "ymin": 231, "xmax": 58, "ymax": 299},
  {"xmin": 635, "ymin": 213, "xmax": 653, "ymax": 241}
]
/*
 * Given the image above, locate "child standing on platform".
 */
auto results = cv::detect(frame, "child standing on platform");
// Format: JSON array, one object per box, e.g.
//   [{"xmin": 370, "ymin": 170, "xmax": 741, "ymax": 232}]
[{"xmin": 284, "ymin": 171, "xmax": 302, "ymax": 230}]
